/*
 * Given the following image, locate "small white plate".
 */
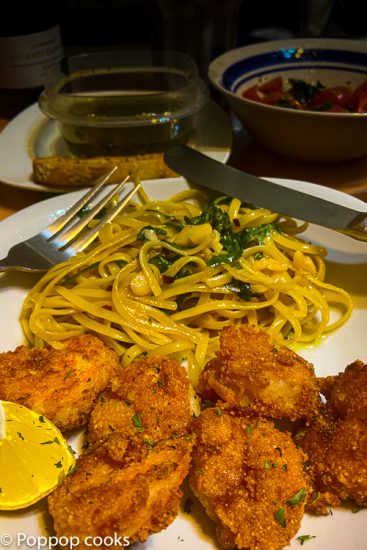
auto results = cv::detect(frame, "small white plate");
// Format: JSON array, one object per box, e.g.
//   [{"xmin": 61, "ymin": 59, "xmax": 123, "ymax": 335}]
[
  {"xmin": 0, "ymin": 100, "xmax": 232, "ymax": 193},
  {"xmin": 1, "ymin": 177, "xmax": 367, "ymax": 550}
]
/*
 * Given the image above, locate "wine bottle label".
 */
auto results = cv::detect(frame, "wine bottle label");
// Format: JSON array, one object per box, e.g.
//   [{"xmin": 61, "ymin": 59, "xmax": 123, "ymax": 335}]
[{"xmin": 0, "ymin": 25, "xmax": 63, "ymax": 89}]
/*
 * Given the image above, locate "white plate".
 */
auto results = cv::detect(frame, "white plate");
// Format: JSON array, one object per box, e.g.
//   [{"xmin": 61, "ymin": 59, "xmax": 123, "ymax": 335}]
[
  {"xmin": 1, "ymin": 177, "xmax": 367, "ymax": 550},
  {"xmin": 0, "ymin": 100, "xmax": 232, "ymax": 193}
]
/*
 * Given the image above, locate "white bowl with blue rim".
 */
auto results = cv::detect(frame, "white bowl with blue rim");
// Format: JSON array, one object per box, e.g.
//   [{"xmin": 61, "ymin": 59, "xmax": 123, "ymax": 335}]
[{"xmin": 209, "ymin": 38, "xmax": 367, "ymax": 162}]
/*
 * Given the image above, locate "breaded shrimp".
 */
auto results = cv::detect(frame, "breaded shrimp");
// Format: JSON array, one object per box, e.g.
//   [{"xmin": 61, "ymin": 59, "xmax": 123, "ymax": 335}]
[
  {"xmin": 0, "ymin": 334, "xmax": 119, "ymax": 431},
  {"xmin": 88, "ymin": 355, "xmax": 196, "ymax": 445},
  {"xmin": 190, "ymin": 406, "xmax": 309, "ymax": 550},
  {"xmin": 319, "ymin": 360, "xmax": 367, "ymax": 421},
  {"xmin": 198, "ymin": 325, "xmax": 320, "ymax": 421},
  {"xmin": 297, "ymin": 360, "xmax": 367, "ymax": 513},
  {"xmin": 297, "ymin": 412, "xmax": 367, "ymax": 512},
  {"xmin": 48, "ymin": 432, "xmax": 193, "ymax": 547}
]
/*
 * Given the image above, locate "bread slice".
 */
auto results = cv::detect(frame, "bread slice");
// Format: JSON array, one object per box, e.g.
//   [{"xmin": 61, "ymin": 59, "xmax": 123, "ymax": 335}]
[{"xmin": 32, "ymin": 154, "xmax": 178, "ymax": 187}]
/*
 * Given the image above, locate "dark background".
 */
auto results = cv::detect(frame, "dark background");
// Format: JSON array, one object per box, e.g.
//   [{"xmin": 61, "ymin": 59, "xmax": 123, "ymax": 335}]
[
  {"xmin": 56, "ymin": 0, "xmax": 367, "ymax": 50},
  {"xmin": 1, "ymin": 0, "xmax": 366, "ymax": 118},
  {"xmin": 2, "ymin": 1, "xmax": 366, "ymax": 61}
]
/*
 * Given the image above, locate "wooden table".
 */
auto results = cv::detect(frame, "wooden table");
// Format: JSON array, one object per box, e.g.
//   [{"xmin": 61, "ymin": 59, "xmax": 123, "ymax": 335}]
[{"xmin": 0, "ymin": 111, "xmax": 366, "ymax": 223}]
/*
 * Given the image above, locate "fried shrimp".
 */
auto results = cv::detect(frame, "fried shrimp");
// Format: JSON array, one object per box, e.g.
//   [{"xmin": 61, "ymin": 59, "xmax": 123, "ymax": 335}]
[
  {"xmin": 297, "ymin": 413, "xmax": 367, "ymax": 513},
  {"xmin": 48, "ymin": 355, "xmax": 195, "ymax": 547},
  {"xmin": 190, "ymin": 407, "xmax": 308, "ymax": 550},
  {"xmin": 297, "ymin": 360, "xmax": 367, "ymax": 513},
  {"xmin": 88, "ymin": 355, "xmax": 197, "ymax": 445},
  {"xmin": 319, "ymin": 360, "xmax": 367, "ymax": 421},
  {"xmin": 48, "ymin": 432, "xmax": 193, "ymax": 548},
  {"xmin": 198, "ymin": 325, "xmax": 319, "ymax": 421},
  {"xmin": 0, "ymin": 334, "xmax": 119, "ymax": 431}
]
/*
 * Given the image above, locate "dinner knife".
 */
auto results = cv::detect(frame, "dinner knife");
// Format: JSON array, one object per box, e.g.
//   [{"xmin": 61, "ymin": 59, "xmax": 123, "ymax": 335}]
[{"xmin": 164, "ymin": 145, "xmax": 367, "ymax": 242}]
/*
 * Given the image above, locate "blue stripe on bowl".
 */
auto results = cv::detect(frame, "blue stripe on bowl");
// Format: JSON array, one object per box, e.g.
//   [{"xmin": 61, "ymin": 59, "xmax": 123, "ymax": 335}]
[
  {"xmin": 222, "ymin": 48, "xmax": 367, "ymax": 90},
  {"xmin": 232, "ymin": 64, "xmax": 367, "ymax": 92}
]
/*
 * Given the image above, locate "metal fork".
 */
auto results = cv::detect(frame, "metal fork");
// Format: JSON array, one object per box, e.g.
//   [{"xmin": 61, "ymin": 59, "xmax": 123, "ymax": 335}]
[{"xmin": 0, "ymin": 168, "xmax": 142, "ymax": 273}]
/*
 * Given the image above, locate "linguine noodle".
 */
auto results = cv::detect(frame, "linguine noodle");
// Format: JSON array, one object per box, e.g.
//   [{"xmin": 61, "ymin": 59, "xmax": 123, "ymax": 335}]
[{"xmin": 21, "ymin": 184, "xmax": 353, "ymax": 386}]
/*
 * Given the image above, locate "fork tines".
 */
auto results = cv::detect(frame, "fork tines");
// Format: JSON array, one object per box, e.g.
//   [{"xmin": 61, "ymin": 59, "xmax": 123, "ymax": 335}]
[{"xmin": 45, "ymin": 167, "xmax": 142, "ymax": 254}]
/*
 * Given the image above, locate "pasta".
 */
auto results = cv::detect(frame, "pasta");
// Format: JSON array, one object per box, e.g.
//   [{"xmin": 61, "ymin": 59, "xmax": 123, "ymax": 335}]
[{"xmin": 21, "ymin": 184, "xmax": 353, "ymax": 386}]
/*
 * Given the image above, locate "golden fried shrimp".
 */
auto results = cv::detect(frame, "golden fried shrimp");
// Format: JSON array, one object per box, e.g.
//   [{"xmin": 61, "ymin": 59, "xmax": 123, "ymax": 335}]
[
  {"xmin": 88, "ymin": 355, "xmax": 196, "ymax": 446},
  {"xmin": 297, "ymin": 412, "xmax": 367, "ymax": 513},
  {"xmin": 198, "ymin": 325, "xmax": 320, "ymax": 421},
  {"xmin": 0, "ymin": 334, "xmax": 119, "ymax": 431},
  {"xmin": 48, "ymin": 432, "xmax": 192, "ymax": 548},
  {"xmin": 297, "ymin": 361, "xmax": 367, "ymax": 513},
  {"xmin": 190, "ymin": 407, "xmax": 309, "ymax": 550},
  {"xmin": 319, "ymin": 360, "xmax": 367, "ymax": 421}
]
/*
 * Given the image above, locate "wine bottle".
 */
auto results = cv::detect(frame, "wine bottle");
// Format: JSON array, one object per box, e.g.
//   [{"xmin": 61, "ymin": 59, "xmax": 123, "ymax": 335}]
[{"xmin": 0, "ymin": 12, "xmax": 64, "ymax": 119}]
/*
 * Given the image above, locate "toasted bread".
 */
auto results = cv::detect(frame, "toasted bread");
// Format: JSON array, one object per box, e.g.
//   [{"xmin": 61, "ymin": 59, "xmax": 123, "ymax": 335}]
[{"xmin": 32, "ymin": 154, "xmax": 178, "ymax": 187}]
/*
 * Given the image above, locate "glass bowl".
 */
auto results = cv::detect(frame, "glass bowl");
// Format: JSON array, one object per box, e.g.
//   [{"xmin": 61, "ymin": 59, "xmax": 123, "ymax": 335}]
[{"xmin": 39, "ymin": 50, "xmax": 209, "ymax": 157}]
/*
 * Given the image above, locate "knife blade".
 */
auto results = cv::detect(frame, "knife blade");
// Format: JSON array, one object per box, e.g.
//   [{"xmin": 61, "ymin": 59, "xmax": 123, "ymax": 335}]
[{"xmin": 164, "ymin": 145, "xmax": 367, "ymax": 242}]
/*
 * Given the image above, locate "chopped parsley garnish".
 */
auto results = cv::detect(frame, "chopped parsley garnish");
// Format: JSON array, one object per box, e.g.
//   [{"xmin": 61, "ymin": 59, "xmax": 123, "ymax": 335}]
[
  {"xmin": 264, "ymin": 460, "xmax": 278, "ymax": 470},
  {"xmin": 310, "ymin": 491, "xmax": 321, "ymax": 505},
  {"xmin": 41, "ymin": 437, "xmax": 60, "ymax": 445},
  {"xmin": 17, "ymin": 432, "xmax": 24, "ymax": 440},
  {"xmin": 67, "ymin": 445, "xmax": 76, "ymax": 455},
  {"xmin": 298, "ymin": 534, "xmax": 316, "ymax": 545},
  {"xmin": 224, "ymin": 280, "xmax": 252, "ymax": 301},
  {"xmin": 288, "ymin": 78, "xmax": 323, "ymax": 105},
  {"xmin": 54, "ymin": 461, "xmax": 63, "ymax": 469},
  {"xmin": 132, "ymin": 412, "xmax": 144, "ymax": 432},
  {"xmin": 286, "ymin": 488, "xmax": 307, "ymax": 506},
  {"xmin": 175, "ymin": 267, "xmax": 193, "ymax": 280},
  {"xmin": 185, "ymin": 199, "xmax": 279, "ymax": 268},
  {"xmin": 38, "ymin": 416, "xmax": 45, "ymax": 423},
  {"xmin": 143, "ymin": 437, "xmax": 156, "ymax": 449},
  {"xmin": 274, "ymin": 507, "xmax": 286, "ymax": 527},
  {"xmin": 150, "ymin": 254, "xmax": 172, "ymax": 273}
]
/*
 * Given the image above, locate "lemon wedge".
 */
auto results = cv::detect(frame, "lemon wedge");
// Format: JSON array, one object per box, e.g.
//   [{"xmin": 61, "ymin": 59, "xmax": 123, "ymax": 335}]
[{"xmin": 0, "ymin": 400, "xmax": 76, "ymax": 510}]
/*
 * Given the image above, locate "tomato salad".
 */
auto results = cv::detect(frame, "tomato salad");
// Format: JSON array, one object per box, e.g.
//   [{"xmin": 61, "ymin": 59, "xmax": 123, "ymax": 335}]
[{"xmin": 241, "ymin": 76, "xmax": 367, "ymax": 113}]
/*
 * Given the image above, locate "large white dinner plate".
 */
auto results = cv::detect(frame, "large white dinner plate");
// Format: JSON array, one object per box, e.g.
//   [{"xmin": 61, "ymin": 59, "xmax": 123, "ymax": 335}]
[
  {"xmin": 0, "ymin": 177, "xmax": 367, "ymax": 550},
  {"xmin": 0, "ymin": 100, "xmax": 232, "ymax": 193}
]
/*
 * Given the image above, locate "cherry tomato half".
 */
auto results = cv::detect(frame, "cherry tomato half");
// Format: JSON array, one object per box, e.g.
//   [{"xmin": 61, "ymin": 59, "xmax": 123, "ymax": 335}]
[
  {"xmin": 310, "ymin": 87, "xmax": 352, "ymax": 109},
  {"xmin": 349, "ymin": 79, "xmax": 367, "ymax": 113}
]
